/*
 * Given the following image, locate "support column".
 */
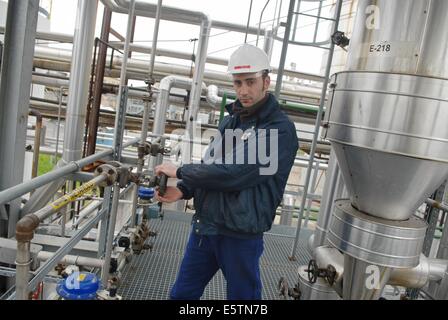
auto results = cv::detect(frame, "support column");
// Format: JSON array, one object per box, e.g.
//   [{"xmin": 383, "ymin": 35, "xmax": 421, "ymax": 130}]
[{"xmin": 0, "ymin": 0, "xmax": 39, "ymax": 237}]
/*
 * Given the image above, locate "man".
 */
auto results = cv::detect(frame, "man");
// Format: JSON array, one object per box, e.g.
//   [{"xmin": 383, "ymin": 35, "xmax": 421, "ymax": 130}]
[{"xmin": 155, "ymin": 44, "xmax": 299, "ymax": 300}]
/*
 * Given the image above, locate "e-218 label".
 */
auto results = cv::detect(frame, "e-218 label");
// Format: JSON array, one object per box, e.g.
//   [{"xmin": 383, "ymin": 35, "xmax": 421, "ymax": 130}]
[{"xmin": 369, "ymin": 43, "xmax": 391, "ymax": 53}]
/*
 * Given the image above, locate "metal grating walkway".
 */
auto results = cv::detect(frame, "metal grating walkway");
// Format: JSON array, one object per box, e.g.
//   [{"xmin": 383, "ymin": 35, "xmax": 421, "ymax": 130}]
[{"xmin": 118, "ymin": 210, "xmax": 312, "ymax": 300}]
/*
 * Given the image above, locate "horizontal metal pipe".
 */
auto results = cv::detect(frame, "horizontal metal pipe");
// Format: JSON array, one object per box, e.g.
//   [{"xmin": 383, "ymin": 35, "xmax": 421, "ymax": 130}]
[
  {"xmin": 426, "ymin": 198, "xmax": 448, "ymax": 213},
  {"xmin": 32, "ymin": 174, "xmax": 107, "ymax": 222},
  {"xmin": 312, "ymin": 248, "xmax": 448, "ymax": 290},
  {"xmin": 33, "ymin": 46, "xmax": 323, "ymax": 102},
  {"xmin": 0, "ymin": 149, "xmax": 111, "ymax": 206},
  {"xmin": 72, "ymin": 200, "xmax": 102, "ymax": 228},
  {"xmin": 37, "ymin": 251, "xmax": 104, "ymax": 268},
  {"xmin": 101, "ymin": 0, "xmax": 264, "ymax": 35},
  {"xmin": 111, "ymin": 42, "xmax": 324, "ymax": 82},
  {"xmin": 389, "ymin": 255, "xmax": 448, "ymax": 289}
]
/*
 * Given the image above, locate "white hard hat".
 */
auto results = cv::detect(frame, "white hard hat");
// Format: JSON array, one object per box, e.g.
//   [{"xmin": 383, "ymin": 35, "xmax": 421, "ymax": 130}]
[{"xmin": 227, "ymin": 44, "xmax": 270, "ymax": 74}]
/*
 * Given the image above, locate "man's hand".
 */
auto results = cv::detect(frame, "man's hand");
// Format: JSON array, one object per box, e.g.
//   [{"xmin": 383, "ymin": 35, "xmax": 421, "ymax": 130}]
[
  {"xmin": 155, "ymin": 163, "xmax": 178, "ymax": 178},
  {"xmin": 155, "ymin": 186, "xmax": 183, "ymax": 203}
]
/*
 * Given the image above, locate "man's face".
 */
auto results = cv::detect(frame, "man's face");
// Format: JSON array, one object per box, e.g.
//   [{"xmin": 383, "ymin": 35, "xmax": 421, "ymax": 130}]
[{"xmin": 232, "ymin": 72, "xmax": 270, "ymax": 107}]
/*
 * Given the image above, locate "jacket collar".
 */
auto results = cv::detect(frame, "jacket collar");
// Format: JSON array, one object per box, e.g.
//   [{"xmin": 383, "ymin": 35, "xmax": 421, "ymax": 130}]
[{"xmin": 225, "ymin": 93, "xmax": 279, "ymax": 123}]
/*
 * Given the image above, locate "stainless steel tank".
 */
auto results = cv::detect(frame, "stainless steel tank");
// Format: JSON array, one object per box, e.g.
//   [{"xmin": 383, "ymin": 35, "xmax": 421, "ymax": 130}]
[
  {"xmin": 324, "ymin": 0, "xmax": 448, "ymax": 221},
  {"xmin": 321, "ymin": 0, "xmax": 448, "ymax": 300}
]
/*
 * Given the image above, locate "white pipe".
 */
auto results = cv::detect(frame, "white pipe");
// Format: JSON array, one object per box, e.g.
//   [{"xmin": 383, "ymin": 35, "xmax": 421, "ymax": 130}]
[
  {"xmin": 37, "ymin": 251, "xmax": 104, "ymax": 268},
  {"xmin": 315, "ymin": 247, "xmax": 448, "ymax": 290},
  {"xmin": 389, "ymin": 255, "xmax": 448, "ymax": 289},
  {"xmin": 148, "ymin": 75, "xmax": 194, "ymax": 171},
  {"xmin": 102, "ymin": 0, "xmax": 263, "ymax": 35},
  {"xmin": 33, "ymin": 45, "xmax": 324, "ymax": 101},
  {"xmin": 62, "ymin": 0, "xmax": 98, "ymax": 163}
]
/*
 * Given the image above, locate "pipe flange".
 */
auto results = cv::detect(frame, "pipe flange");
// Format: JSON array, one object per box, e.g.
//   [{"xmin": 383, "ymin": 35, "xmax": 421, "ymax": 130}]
[
  {"xmin": 327, "ymin": 199, "xmax": 427, "ymax": 268},
  {"xmin": 94, "ymin": 164, "xmax": 118, "ymax": 187}
]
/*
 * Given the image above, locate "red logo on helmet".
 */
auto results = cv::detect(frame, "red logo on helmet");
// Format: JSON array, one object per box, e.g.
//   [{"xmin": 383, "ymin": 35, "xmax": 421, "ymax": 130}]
[{"xmin": 234, "ymin": 65, "xmax": 251, "ymax": 70}]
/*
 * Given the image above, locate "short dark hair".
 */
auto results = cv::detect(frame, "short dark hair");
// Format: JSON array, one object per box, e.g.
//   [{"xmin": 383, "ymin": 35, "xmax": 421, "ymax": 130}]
[{"xmin": 261, "ymin": 69, "xmax": 269, "ymax": 80}]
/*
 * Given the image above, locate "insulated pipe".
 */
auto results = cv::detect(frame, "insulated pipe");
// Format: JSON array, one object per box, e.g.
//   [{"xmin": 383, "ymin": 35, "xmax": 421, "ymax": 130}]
[
  {"xmin": 101, "ymin": 0, "xmax": 264, "ymax": 35},
  {"xmin": 32, "ymin": 46, "xmax": 324, "ymax": 101},
  {"xmin": 0, "ymin": 0, "xmax": 39, "ymax": 237},
  {"xmin": 62, "ymin": 0, "xmax": 98, "ymax": 163},
  {"xmin": 313, "ymin": 247, "xmax": 448, "ymax": 291},
  {"xmin": 37, "ymin": 251, "xmax": 104, "ymax": 269},
  {"xmin": 389, "ymin": 255, "xmax": 448, "ymax": 289},
  {"xmin": 182, "ymin": 18, "xmax": 211, "ymax": 165},
  {"xmin": 205, "ymin": 85, "xmax": 234, "ymax": 108},
  {"xmin": 312, "ymin": 150, "xmax": 340, "ymax": 250},
  {"xmin": 28, "ymin": 32, "xmax": 324, "ymax": 82},
  {"xmin": 148, "ymin": 75, "xmax": 195, "ymax": 171},
  {"xmin": 109, "ymin": 42, "xmax": 323, "ymax": 82}
]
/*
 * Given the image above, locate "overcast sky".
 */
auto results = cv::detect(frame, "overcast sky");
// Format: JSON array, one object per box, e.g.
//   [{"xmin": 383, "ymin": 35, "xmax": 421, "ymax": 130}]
[{"xmin": 46, "ymin": 0, "xmax": 337, "ymax": 76}]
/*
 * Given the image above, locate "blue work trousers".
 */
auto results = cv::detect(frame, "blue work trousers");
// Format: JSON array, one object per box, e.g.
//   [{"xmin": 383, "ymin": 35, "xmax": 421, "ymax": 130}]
[{"xmin": 170, "ymin": 230, "xmax": 264, "ymax": 300}]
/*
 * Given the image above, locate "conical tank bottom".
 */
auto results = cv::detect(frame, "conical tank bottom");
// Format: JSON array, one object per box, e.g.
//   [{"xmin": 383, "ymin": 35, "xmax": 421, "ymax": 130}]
[{"xmin": 332, "ymin": 143, "xmax": 448, "ymax": 220}]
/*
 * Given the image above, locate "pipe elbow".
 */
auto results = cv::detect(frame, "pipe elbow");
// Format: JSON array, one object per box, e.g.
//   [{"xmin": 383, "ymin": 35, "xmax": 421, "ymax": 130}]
[
  {"xmin": 206, "ymin": 85, "xmax": 220, "ymax": 107},
  {"xmin": 16, "ymin": 214, "xmax": 41, "ymax": 242}
]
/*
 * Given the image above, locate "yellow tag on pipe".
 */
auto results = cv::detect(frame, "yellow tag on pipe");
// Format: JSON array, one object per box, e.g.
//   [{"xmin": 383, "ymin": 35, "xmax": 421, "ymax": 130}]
[{"xmin": 50, "ymin": 180, "xmax": 97, "ymax": 210}]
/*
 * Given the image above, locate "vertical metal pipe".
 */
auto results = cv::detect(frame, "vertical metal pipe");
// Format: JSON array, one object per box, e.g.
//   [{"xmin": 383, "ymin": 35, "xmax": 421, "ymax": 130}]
[
  {"xmin": 274, "ymin": 0, "xmax": 296, "ymax": 98},
  {"xmin": 343, "ymin": 255, "xmax": 391, "ymax": 300},
  {"xmin": 291, "ymin": 0, "xmax": 301, "ymax": 41},
  {"xmin": 29, "ymin": 110, "xmax": 43, "ymax": 179},
  {"xmin": 98, "ymin": 186, "xmax": 113, "ymax": 258},
  {"xmin": 148, "ymin": 0, "xmax": 163, "ymax": 80},
  {"xmin": 313, "ymin": 0, "xmax": 323, "ymax": 43},
  {"xmin": 15, "ymin": 241, "xmax": 31, "ymax": 300},
  {"xmin": 87, "ymin": 7, "xmax": 113, "ymax": 156},
  {"xmin": 182, "ymin": 18, "xmax": 211, "ymax": 165},
  {"xmin": 112, "ymin": 0, "xmax": 135, "ymax": 160},
  {"xmin": 304, "ymin": 161, "xmax": 319, "ymax": 227},
  {"xmin": 118, "ymin": 0, "xmax": 136, "ymax": 89},
  {"xmin": 130, "ymin": 101, "xmax": 151, "ymax": 227},
  {"xmin": 312, "ymin": 150, "xmax": 340, "ymax": 249},
  {"xmin": 256, "ymin": 0, "xmax": 271, "ymax": 46},
  {"xmin": 63, "ymin": 0, "xmax": 98, "ymax": 163},
  {"xmin": 101, "ymin": 183, "xmax": 121, "ymax": 287},
  {"xmin": 289, "ymin": 0, "xmax": 343, "ymax": 260},
  {"xmin": 244, "ymin": 0, "xmax": 254, "ymax": 43},
  {"xmin": 437, "ymin": 215, "xmax": 448, "ymax": 260},
  {"xmin": 0, "ymin": 0, "xmax": 39, "ymax": 237},
  {"xmin": 54, "ymin": 87, "xmax": 64, "ymax": 164},
  {"xmin": 263, "ymin": 28, "xmax": 275, "ymax": 62}
]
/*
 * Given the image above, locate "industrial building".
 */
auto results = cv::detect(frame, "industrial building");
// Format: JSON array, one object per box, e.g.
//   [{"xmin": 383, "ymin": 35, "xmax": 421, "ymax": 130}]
[{"xmin": 0, "ymin": 0, "xmax": 447, "ymax": 301}]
